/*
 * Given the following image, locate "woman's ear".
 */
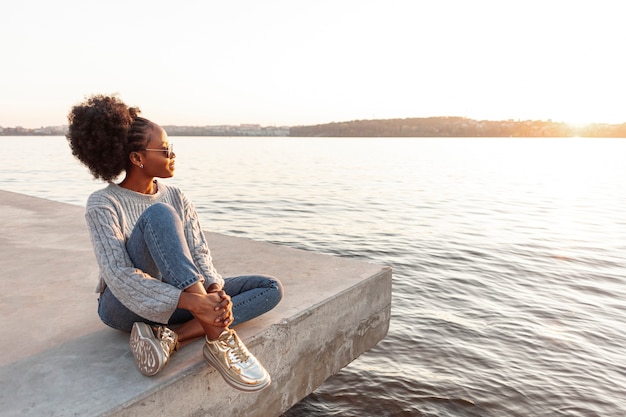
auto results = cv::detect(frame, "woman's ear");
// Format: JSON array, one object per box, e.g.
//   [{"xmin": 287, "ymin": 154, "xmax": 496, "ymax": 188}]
[{"xmin": 129, "ymin": 151, "xmax": 144, "ymax": 168}]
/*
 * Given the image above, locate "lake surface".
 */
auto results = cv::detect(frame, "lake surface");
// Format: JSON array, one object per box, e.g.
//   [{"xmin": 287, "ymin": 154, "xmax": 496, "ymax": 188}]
[{"xmin": 2, "ymin": 136, "xmax": 625, "ymax": 416}]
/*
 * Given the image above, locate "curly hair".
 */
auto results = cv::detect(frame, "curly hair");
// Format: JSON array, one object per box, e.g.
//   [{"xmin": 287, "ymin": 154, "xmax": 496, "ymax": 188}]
[{"xmin": 66, "ymin": 94, "xmax": 154, "ymax": 181}]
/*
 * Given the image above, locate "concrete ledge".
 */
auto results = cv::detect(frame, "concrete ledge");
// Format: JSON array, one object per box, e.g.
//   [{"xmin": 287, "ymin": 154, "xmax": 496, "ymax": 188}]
[{"xmin": 0, "ymin": 190, "xmax": 391, "ymax": 417}]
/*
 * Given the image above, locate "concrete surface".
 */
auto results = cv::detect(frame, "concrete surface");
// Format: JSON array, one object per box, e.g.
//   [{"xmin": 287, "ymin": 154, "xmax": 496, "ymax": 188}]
[{"xmin": 0, "ymin": 189, "xmax": 391, "ymax": 417}]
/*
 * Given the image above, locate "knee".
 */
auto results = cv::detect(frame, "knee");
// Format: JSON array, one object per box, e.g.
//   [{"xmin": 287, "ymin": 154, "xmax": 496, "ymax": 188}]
[
  {"xmin": 142, "ymin": 203, "xmax": 180, "ymax": 225},
  {"xmin": 146, "ymin": 202, "xmax": 177, "ymax": 217},
  {"xmin": 267, "ymin": 276, "xmax": 284, "ymax": 304}
]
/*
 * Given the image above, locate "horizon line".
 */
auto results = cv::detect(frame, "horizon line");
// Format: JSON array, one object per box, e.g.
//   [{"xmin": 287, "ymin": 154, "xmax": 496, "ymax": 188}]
[{"xmin": 3, "ymin": 115, "xmax": 626, "ymax": 131}]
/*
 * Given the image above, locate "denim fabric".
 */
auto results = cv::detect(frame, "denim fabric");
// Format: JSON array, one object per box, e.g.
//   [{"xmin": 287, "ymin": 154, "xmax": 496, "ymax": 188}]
[
  {"xmin": 167, "ymin": 274, "xmax": 283, "ymax": 327},
  {"xmin": 126, "ymin": 202, "xmax": 202, "ymax": 290},
  {"xmin": 97, "ymin": 202, "xmax": 283, "ymax": 332}
]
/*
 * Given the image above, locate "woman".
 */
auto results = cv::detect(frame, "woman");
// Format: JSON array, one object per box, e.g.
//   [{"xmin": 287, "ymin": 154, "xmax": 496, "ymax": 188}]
[{"xmin": 66, "ymin": 94, "xmax": 283, "ymax": 392}]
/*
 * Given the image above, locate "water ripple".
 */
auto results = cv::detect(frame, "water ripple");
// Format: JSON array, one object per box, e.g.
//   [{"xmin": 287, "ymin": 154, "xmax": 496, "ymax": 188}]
[{"xmin": 3, "ymin": 137, "xmax": 626, "ymax": 416}]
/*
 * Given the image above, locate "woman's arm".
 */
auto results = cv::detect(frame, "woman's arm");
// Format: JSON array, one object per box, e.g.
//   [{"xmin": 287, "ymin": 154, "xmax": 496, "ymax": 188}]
[{"xmin": 86, "ymin": 203, "xmax": 181, "ymax": 324}]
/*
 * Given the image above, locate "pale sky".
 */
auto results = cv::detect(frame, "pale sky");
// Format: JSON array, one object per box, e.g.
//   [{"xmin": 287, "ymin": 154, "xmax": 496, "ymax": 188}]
[{"xmin": 2, "ymin": 0, "xmax": 624, "ymax": 128}]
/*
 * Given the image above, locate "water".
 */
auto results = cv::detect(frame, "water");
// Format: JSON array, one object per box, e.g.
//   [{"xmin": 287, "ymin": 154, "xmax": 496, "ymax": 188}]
[{"xmin": 2, "ymin": 136, "xmax": 626, "ymax": 416}]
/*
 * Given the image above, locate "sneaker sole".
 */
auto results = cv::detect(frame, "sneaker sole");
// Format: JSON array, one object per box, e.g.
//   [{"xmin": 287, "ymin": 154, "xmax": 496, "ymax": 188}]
[
  {"xmin": 203, "ymin": 349, "xmax": 272, "ymax": 392},
  {"xmin": 130, "ymin": 322, "xmax": 165, "ymax": 376}
]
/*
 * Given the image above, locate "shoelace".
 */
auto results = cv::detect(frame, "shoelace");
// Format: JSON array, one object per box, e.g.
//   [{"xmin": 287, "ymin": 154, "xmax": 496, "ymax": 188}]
[
  {"xmin": 155, "ymin": 326, "xmax": 178, "ymax": 354},
  {"xmin": 221, "ymin": 332, "xmax": 250, "ymax": 363}
]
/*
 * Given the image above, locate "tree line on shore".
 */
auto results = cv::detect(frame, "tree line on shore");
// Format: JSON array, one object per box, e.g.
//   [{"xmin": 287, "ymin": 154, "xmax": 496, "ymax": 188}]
[
  {"xmin": 289, "ymin": 117, "xmax": 626, "ymax": 138},
  {"xmin": 4, "ymin": 116, "xmax": 626, "ymax": 137}
]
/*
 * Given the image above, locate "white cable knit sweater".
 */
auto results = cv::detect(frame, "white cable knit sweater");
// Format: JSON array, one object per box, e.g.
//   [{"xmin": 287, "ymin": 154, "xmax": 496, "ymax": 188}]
[{"xmin": 85, "ymin": 181, "xmax": 224, "ymax": 324}]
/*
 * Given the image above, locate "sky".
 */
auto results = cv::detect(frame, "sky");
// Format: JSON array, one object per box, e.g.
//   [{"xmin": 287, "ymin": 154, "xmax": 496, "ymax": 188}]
[{"xmin": 1, "ymin": 0, "xmax": 625, "ymax": 128}]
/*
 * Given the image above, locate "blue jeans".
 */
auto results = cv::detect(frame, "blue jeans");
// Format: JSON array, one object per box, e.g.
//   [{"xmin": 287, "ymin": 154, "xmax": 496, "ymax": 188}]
[{"xmin": 98, "ymin": 203, "xmax": 283, "ymax": 332}]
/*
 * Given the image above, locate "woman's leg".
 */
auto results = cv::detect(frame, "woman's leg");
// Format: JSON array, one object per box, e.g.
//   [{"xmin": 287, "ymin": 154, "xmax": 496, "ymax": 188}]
[
  {"xmin": 113, "ymin": 203, "xmax": 274, "ymax": 387},
  {"xmin": 98, "ymin": 202, "xmax": 213, "ymax": 334},
  {"xmin": 126, "ymin": 202, "xmax": 203, "ymax": 290},
  {"xmin": 98, "ymin": 287, "xmax": 149, "ymax": 332},
  {"xmin": 225, "ymin": 275, "xmax": 284, "ymax": 326},
  {"xmin": 168, "ymin": 274, "xmax": 284, "ymax": 327},
  {"xmin": 126, "ymin": 203, "xmax": 230, "ymax": 337},
  {"xmin": 167, "ymin": 274, "xmax": 283, "ymax": 345}
]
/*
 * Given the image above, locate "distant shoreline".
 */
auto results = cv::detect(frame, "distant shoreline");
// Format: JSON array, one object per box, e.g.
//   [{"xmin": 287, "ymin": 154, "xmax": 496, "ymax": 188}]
[
  {"xmin": 3, "ymin": 116, "xmax": 626, "ymax": 138},
  {"xmin": 288, "ymin": 117, "xmax": 626, "ymax": 138}
]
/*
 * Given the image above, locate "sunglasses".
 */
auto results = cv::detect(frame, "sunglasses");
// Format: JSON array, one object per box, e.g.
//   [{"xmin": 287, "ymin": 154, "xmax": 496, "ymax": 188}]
[{"xmin": 140, "ymin": 143, "xmax": 174, "ymax": 158}]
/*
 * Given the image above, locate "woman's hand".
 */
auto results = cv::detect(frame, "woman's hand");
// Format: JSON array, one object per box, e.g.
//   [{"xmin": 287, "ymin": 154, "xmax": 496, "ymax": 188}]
[
  {"xmin": 179, "ymin": 283, "xmax": 233, "ymax": 327},
  {"xmin": 208, "ymin": 284, "xmax": 233, "ymax": 327}
]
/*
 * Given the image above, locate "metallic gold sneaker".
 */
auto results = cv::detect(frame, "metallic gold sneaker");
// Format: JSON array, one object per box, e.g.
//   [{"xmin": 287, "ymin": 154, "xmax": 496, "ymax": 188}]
[
  {"xmin": 129, "ymin": 322, "xmax": 179, "ymax": 376},
  {"xmin": 203, "ymin": 329, "xmax": 271, "ymax": 392}
]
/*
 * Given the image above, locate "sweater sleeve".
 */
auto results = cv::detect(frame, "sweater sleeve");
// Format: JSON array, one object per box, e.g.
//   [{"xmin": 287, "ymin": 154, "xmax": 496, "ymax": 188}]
[
  {"xmin": 85, "ymin": 202, "xmax": 182, "ymax": 324},
  {"xmin": 180, "ymin": 192, "xmax": 225, "ymax": 290}
]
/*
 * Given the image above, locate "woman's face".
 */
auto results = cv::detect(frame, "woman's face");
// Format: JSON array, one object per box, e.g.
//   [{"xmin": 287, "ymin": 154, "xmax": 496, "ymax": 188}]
[{"xmin": 141, "ymin": 125, "xmax": 176, "ymax": 178}]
